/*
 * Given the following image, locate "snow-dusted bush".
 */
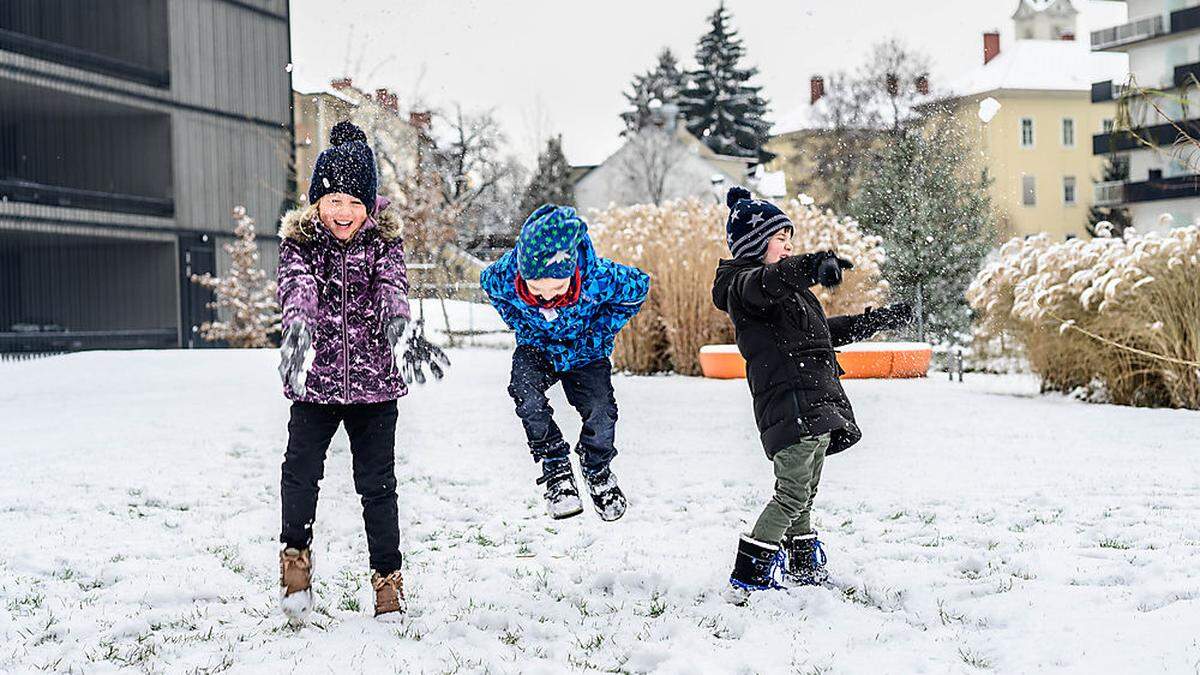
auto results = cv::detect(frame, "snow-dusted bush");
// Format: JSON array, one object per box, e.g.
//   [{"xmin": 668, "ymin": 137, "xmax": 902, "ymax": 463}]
[
  {"xmin": 190, "ymin": 207, "xmax": 281, "ymax": 348},
  {"xmin": 968, "ymin": 227, "xmax": 1200, "ymax": 409},
  {"xmin": 589, "ymin": 196, "xmax": 888, "ymax": 375}
]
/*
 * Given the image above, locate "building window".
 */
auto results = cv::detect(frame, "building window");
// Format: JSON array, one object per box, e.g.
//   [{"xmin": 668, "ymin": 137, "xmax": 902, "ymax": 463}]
[
  {"xmin": 1020, "ymin": 118, "xmax": 1035, "ymax": 147},
  {"xmin": 1022, "ymin": 175, "xmax": 1037, "ymax": 206},
  {"xmin": 1103, "ymin": 118, "xmax": 1115, "ymax": 134},
  {"xmin": 1062, "ymin": 118, "xmax": 1075, "ymax": 147},
  {"xmin": 1063, "ymin": 176, "xmax": 1077, "ymax": 205}
]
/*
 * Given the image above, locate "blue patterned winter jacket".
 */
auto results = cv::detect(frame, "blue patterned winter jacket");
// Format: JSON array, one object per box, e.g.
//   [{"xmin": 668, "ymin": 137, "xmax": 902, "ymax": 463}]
[{"xmin": 481, "ymin": 233, "xmax": 650, "ymax": 372}]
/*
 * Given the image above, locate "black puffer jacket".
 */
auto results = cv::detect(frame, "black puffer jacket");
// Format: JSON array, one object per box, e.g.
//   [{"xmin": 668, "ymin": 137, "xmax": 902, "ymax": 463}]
[{"xmin": 712, "ymin": 254, "xmax": 886, "ymax": 458}]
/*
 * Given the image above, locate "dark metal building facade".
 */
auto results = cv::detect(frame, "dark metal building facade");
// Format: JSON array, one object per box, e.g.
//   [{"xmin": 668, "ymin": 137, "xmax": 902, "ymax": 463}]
[{"xmin": 0, "ymin": 0, "xmax": 293, "ymax": 353}]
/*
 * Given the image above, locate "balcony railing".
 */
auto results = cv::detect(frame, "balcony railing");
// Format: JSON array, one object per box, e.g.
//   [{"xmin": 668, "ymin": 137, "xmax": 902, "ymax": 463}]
[
  {"xmin": 1174, "ymin": 61, "xmax": 1200, "ymax": 89},
  {"xmin": 1171, "ymin": 5, "xmax": 1200, "ymax": 33},
  {"xmin": 0, "ymin": 28, "xmax": 169, "ymax": 88},
  {"xmin": 1094, "ymin": 180, "xmax": 1125, "ymax": 207},
  {"xmin": 1091, "ymin": 80, "xmax": 1135, "ymax": 102},
  {"xmin": 1091, "ymin": 14, "xmax": 1166, "ymax": 50},
  {"xmin": 1124, "ymin": 174, "xmax": 1200, "ymax": 203},
  {"xmin": 0, "ymin": 179, "xmax": 174, "ymax": 217},
  {"xmin": 1092, "ymin": 117, "xmax": 1200, "ymax": 154}
]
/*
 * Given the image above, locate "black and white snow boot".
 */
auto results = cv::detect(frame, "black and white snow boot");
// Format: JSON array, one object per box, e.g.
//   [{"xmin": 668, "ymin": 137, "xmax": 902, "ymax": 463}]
[
  {"xmin": 583, "ymin": 468, "xmax": 627, "ymax": 522},
  {"xmin": 537, "ymin": 463, "xmax": 584, "ymax": 520},
  {"xmin": 725, "ymin": 535, "xmax": 786, "ymax": 603},
  {"xmin": 782, "ymin": 532, "xmax": 829, "ymax": 587}
]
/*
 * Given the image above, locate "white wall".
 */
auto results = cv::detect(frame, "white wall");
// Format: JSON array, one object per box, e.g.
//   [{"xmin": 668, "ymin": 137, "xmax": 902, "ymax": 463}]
[{"xmin": 1130, "ymin": 196, "xmax": 1200, "ymax": 230}]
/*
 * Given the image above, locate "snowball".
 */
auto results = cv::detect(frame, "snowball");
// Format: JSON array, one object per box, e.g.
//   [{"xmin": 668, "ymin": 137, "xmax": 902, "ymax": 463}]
[{"xmin": 978, "ymin": 97, "xmax": 1002, "ymax": 124}]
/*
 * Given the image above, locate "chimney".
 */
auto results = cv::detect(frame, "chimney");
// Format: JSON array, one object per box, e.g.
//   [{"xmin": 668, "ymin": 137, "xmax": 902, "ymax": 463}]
[
  {"xmin": 409, "ymin": 111, "xmax": 431, "ymax": 131},
  {"xmin": 331, "ymin": 76, "xmax": 353, "ymax": 91},
  {"xmin": 916, "ymin": 74, "xmax": 929, "ymax": 96},
  {"xmin": 810, "ymin": 75, "xmax": 825, "ymax": 105},
  {"xmin": 374, "ymin": 88, "xmax": 398, "ymax": 114},
  {"xmin": 983, "ymin": 31, "xmax": 1001, "ymax": 65}
]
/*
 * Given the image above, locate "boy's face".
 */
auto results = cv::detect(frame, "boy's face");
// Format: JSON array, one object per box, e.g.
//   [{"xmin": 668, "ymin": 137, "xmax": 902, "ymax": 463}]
[
  {"xmin": 526, "ymin": 276, "xmax": 571, "ymax": 301},
  {"xmin": 762, "ymin": 228, "xmax": 794, "ymax": 265},
  {"xmin": 318, "ymin": 193, "xmax": 369, "ymax": 241}
]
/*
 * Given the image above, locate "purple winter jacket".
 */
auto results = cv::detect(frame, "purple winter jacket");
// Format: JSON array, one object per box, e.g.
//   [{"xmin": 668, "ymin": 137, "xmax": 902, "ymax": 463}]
[{"xmin": 277, "ymin": 197, "xmax": 410, "ymax": 404}]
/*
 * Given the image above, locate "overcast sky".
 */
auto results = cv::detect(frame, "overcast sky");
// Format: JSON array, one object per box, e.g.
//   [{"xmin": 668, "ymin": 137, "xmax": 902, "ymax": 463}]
[{"xmin": 290, "ymin": 0, "xmax": 1126, "ymax": 167}]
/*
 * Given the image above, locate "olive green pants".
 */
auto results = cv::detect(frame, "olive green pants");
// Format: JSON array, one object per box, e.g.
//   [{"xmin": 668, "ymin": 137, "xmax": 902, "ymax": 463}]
[{"xmin": 748, "ymin": 433, "xmax": 831, "ymax": 545}]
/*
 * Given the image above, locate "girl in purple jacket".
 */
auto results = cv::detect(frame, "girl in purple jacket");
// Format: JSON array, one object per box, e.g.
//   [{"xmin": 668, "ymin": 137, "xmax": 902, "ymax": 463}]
[{"xmin": 274, "ymin": 121, "xmax": 437, "ymax": 622}]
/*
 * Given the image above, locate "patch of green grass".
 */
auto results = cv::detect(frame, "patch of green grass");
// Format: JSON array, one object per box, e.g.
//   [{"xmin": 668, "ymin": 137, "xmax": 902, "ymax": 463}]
[
  {"xmin": 958, "ymin": 647, "xmax": 992, "ymax": 669},
  {"xmin": 1098, "ymin": 538, "xmax": 1132, "ymax": 550},
  {"xmin": 647, "ymin": 592, "xmax": 667, "ymax": 618}
]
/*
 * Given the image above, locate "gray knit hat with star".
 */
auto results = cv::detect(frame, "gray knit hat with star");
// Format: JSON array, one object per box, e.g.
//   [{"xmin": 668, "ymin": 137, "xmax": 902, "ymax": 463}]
[{"xmin": 724, "ymin": 186, "xmax": 793, "ymax": 260}]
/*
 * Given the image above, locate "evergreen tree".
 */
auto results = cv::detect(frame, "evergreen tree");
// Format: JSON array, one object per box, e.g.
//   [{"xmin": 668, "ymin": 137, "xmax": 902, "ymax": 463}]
[
  {"xmin": 849, "ymin": 122, "xmax": 996, "ymax": 342},
  {"xmin": 190, "ymin": 206, "xmax": 281, "ymax": 348},
  {"xmin": 621, "ymin": 48, "xmax": 686, "ymax": 134},
  {"xmin": 520, "ymin": 135, "xmax": 575, "ymax": 217},
  {"xmin": 1087, "ymin": 154, "xmax": 1132, "ymax": 238},
  {"xmin": 679, "ymin": 2, "xmax": 771, "ymax": 158}
]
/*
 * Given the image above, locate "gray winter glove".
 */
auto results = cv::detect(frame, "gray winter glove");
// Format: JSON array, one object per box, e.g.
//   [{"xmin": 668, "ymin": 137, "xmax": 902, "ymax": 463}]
[
  {"xmin": 386, "ymin": 316, "xmax": 408, "ymax": 350},
  {"xmin": 278, "ymin": 320, "xmax": 312, "ymax": 396},
  {"xmin": 398, "ymin": 318, "xmax": 451, "ymax": 385}
]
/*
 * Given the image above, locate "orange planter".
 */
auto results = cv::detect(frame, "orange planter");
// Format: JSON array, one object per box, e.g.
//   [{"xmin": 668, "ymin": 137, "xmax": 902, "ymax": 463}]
[{"xmin": 699, "ymin": 342, "xmax": 932, "ymax": 380}]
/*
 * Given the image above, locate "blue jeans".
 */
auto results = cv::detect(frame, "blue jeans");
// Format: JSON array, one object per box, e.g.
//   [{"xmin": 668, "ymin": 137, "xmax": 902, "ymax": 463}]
[{"xmin": 507, "ymin": 345, "xmax": 618, "ymax": 478}]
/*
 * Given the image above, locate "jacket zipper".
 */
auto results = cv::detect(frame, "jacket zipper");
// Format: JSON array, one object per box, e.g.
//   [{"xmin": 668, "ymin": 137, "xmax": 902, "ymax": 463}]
[{"xmin": 341, "ymin": 247, "xmax": 350, "ymax": 402}]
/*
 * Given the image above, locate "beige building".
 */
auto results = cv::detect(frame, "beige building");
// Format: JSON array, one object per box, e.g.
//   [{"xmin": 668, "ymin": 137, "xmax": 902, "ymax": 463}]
[
  {"xmin": 292, "ymin": 78, "xmax": 426, "ymax": 203},
  {"xmin": 937, "ymin": 0, "xmax": 1128, "ymax": 239}
]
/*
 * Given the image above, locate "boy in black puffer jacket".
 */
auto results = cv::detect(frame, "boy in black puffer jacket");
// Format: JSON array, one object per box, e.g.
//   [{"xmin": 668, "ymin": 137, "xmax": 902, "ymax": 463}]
[{"xmin": 711, "ymin": 187, "xmax": 912, "ymax": 599}]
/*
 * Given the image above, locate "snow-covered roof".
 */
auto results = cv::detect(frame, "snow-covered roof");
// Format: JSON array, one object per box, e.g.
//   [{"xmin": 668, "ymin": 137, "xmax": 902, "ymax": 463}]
[{"xmin": 941, "ymin": 39, "xmax": 1126, "ymax": 99}]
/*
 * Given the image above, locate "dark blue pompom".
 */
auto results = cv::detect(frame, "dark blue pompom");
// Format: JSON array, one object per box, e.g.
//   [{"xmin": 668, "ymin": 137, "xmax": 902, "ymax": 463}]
[
  {"xmin": 330, "ymin": 120, "xmax": 367, "ymax": 146},
  {"xmin": 726, "ymin": 186, "xmax": 752, "ymax": 209}
]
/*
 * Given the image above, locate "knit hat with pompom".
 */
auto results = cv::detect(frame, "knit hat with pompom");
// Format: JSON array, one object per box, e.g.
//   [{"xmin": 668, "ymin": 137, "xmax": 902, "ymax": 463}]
[
  {"xmin": 308, "ymin": 120, "xmax": 377, "ymax": 210},
  {"xmin": 724, "ymin": 186, "xmax": 793, "ymax": 260}
]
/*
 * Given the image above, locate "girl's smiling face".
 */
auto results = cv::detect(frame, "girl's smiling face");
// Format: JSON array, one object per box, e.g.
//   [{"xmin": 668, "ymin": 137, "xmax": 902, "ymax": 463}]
[
  {"xmin": 762, "ymin": 228, "xmax": 794, "ymax": 265},
  {"xmin": 318, "ymin": 193, "xmax": 368, "ymax": 241}
]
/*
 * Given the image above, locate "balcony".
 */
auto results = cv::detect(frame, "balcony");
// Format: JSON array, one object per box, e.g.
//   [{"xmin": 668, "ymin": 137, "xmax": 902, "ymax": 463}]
[
  {"xmin": 1124, "ymin": 174, "xmax": 1200, "ymax": 203},
  {"xmin": 0, "ymin": 78, "xmax": 175, "ymax": 216},
  {"xmin": 1091, "ymin": 14, "xmax": 1166, "ymax": 50},
  {"xmin": 1091, "ymin": 80, "xmax": 1135, "ymax": 102},
  {"xmin": 1094, "ymin": 180, "xmax": 1125, "ymax": 206},
  {"xmin": 1174, "ymin": 61, "xmax": 1200, "ymax": 88},
  {"xmin": 1171, "ymin": 5, "xmax": 1200, "ymax": 33},
  {"xmin": 1092, "ymin": 117, "xmax": 1200, "ymax": 154},
  {"xmin": 0, "ymin": 1, "xmax": 170, "ymax": 87}
]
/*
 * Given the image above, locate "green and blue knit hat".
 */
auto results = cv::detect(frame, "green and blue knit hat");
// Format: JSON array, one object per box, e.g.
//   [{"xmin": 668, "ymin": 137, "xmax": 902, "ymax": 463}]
[{"xmin": 516, "ymin": 204, "xmax": 585, "ymax": 279}]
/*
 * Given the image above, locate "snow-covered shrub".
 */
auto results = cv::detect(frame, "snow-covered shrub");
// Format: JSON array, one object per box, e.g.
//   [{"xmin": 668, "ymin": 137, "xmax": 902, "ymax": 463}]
[
  {"xmin": 968, "ymin": 227, "xmax": 1200, "ymax": 409},
  {"xmin": 589, "ymin": 196, "xmax": 888, "ymax": 375},
  {"xmin": 190, "ymin": 206, "xmax": 281, "ymax": 348}
]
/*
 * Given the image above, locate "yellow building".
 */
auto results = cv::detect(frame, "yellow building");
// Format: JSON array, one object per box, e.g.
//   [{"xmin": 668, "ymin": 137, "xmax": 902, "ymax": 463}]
[{"xmin": 937, "ymin": 0, "xmax": 1128, "ymax": 239}]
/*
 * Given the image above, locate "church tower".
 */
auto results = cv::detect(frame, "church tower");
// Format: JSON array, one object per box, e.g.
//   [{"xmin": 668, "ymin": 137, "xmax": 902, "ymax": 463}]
[{"xmin": 1012, "ymin": 0, "xmax": 1080, "ymax": 41}]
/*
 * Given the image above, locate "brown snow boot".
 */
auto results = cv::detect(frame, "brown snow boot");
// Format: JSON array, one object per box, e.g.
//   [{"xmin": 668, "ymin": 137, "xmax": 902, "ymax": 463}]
[
  {"xmin": 372, "ymin": 569, "xmax": 406, "ymax": 618},
  {"xmin": 279, "ymin": 547, "xmax": 314, "ymax": 622}
]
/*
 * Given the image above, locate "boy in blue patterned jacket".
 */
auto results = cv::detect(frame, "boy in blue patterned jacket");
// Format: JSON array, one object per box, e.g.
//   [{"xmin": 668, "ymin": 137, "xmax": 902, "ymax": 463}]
[{"xmin": 481, "ymin": 204, "xmax": 650, "ymax": 521}]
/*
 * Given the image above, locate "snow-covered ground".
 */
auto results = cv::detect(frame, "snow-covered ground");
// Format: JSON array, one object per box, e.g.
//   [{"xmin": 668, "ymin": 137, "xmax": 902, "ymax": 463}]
[{"xmin": 1, "ymin": 348, "xmax": 1198, "ymax": 673}]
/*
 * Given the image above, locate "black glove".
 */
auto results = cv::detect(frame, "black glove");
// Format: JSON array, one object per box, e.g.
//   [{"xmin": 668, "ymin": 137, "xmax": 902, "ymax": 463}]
[
  {"xmin": 817, "ymin": 254, "xmax": 854, "ymax": 288},
  {"xmin": 777, "ymin": 251, "xmax": 854, "ymax": 289},
  {"xmin": 278, "ymin": 320, "xmax": 312, "ymax": 396},
  {"xmin": 862, "ymin": 302, "xmax": 914, "ymax": 332},
  {"xmin": 398, "ymin": 319, "xmax": 451, "ymax": 385}
]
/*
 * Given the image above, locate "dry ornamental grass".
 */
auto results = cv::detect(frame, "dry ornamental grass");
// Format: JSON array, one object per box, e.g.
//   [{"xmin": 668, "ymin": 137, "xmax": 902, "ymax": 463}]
[
  {"xmin": 588, "ymin": 196, "xmax": 889, "ymax": 375},
  {"xmin": 968, "ymin": 227, "xmax": 1200, "ymax": 409}
]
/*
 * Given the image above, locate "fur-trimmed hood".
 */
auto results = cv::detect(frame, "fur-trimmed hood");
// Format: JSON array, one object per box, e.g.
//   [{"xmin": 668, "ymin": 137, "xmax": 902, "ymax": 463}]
[{"xmin": 279, "ymin": 196, "xmax": 402, "ymax": 243}]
